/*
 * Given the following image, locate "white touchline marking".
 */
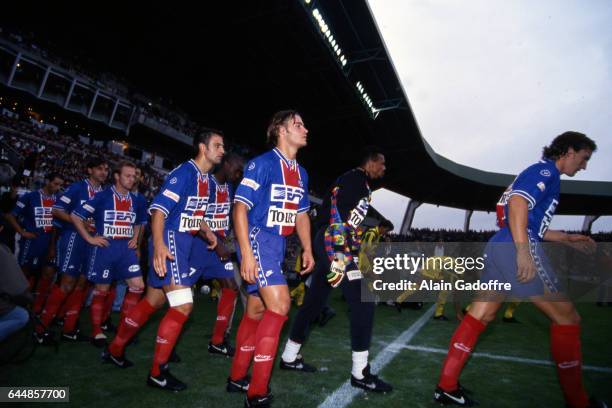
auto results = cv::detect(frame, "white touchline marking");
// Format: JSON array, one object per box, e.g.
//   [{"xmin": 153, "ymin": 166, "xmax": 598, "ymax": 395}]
[
  {"xmin": 318, "ymin": 305, "xmax": 436, "ymax": 408},
  {"xmin": 401, "ymin": 344, "xmax": 612, "ymax": 374}
]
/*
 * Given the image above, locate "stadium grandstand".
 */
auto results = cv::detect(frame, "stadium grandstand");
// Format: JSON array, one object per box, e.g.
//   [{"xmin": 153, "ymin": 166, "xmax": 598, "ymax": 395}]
[{"xmin": 1, "ymin": 2, "xmax": 610, "ymax": 408}]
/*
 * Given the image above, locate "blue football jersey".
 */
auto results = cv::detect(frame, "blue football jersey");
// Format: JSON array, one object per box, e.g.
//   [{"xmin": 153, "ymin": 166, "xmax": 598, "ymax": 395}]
[
  {"xmin": 53, "ymin": 179, "xmax": 103, "ymax": 231},
  {"xmin": 204, "ymin": 175, "xmax": 234, "ymax": 238},
  {"xmin": 73, "ymin": 186, "xmax": 147, "ymax": 239},
  {"xmin": 131, "ymin": 190, "xmax": 148, "ymax": 213},
  {"xmin": 496, "ymin": 159, "xmax": 560, "ymax": 240},
  {"xmin": 148, "ymin": 160, "xmax": 210, "ymax": 234},
  {"xmin": 12, "ymin": 190, "xmax": 57, "ymax": 234},
  {"xmin": 234, "ymin": 148, "xmax": 309, "ymax": 236}
]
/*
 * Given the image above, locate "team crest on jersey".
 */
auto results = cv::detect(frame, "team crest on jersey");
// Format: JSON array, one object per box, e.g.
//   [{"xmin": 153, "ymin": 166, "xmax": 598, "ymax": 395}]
[
  {"xmin": 537, "ymin": 182, "xmax": 546, "ymax": 192},
  {"xmin": 248, "ymin": 162, "xmax": 256, "ymax": 171},
  {"xmin": 169, "ymin": 177, "xmax": 177, "ymax": 184},
  {"xmin": 540, "ymin": 169, "xmax": 551, "ymax": 177}
]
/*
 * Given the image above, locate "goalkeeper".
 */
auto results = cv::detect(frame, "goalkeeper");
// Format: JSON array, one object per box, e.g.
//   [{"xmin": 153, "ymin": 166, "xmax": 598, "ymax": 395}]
[{"xmin": 278, "ymin": 147, "xmax": 392, "ymax": 393}]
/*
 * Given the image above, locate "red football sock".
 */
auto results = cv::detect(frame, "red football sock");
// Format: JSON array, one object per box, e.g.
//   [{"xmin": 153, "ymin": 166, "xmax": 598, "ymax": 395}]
[
  {"xmin": 151, "ymin": 308, "xmax": 189, "ymax": 376},
  {"xmin": 27, "ymin": 275, "xmax": 36, "ymax": 291},
  {"xmin": 247, "ymin": 310, "xmax": 288, "ymax": 398},
  {"xmin": 37, "ymin": 285, "xmax": 68, "ymax": 333},
  {"xmin": 62, "ymin": 286, "xmax": 87, "ymax": 334},
  {"xmin": 26, "ymin": 275, "xmax": 36, "ymax": 292},
  {"xmin": 57, "ymin": 295, "xmax": 68, "ymax": 321},
  {"xmin": 211, "ymin": 288, "xmax": 237, "ymax": 345},
  {"xmin": 33, "ymin": 275, "xmax": 54, "ymax": 315},
  {"xmin": 551, "ymin": 324, "xmax": 589, "ymax": 408},
  {"xmin": 438, "ymin": 313, "xmax": 486, "ymax": 392},
  {"xmin": 120, "ymin": 287, "xmax": 144, "ymax": 323},
  {"xmin": 109, "ymin": 298, "xmax": 156, "ymax": 357},
  {"xmin": 90, "ymin": 289, "xmax": 108, "ymax": 337},
  {"xmin": 230, "ymin": 314, "xmax": 261, "ymax": 381},
  {"xmin": 102, "ymin": 286, "xmax": 117, "ymax": 323}
]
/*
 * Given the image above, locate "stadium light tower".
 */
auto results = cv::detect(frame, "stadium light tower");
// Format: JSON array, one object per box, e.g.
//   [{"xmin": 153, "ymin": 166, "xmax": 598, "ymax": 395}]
[
  {"xmin": 302, "ymin": 4, "xmax": 348, "ymax": 70},
  {"xmin": 300, "ymin": 1, "xmax": 383, "ymax": 119},
  {"xmin": 355, "ymin": 81, "xmax": 379, "ymax": 119}
]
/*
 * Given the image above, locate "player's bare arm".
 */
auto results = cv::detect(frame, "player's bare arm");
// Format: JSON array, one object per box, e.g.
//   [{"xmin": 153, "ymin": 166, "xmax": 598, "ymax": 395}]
[
  {"xmin": 507, "ymin": 195, "xmax": 536, "ymax": 283},
  {"xmin": 295, "ymin": 212, "xmax": 314, "ymax": 274},
  {"xmin": 128, "ymin": 224, "xmax": 142, "ymax": 249},
  {"xmin": 70, "ymin": 212, "xmax": 109, "ymax": 247},
  {"xmin": 544, "ymin": 229, "xmax": 596, "ymax": 254},
  {"xmin": 233, "ymin": 201, "xmax": 257, "ymax": 284},
  {"xmin": 52, "ymin": 207, "xmax": 73, "ymax": 225},
  {"xmin": 151, "ymin": 209, "xmax": 174, "ymax": 277},
  {"xmin": 198, "ymin": 218, "xmax": 218, "ymax": 250},
  {"xmin": 4, "ymin": 213, "xmax": 37, "ymax": 239}
]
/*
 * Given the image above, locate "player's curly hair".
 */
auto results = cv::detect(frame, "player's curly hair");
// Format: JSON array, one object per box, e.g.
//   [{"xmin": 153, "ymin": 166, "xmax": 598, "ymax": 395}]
[
  {"xmin": 542, "ymin": 131, "xmax": 597, "ymax": 160},
  {"xmin": 266, "ymin": 110, "xmax": 301, "ymax": 146}
]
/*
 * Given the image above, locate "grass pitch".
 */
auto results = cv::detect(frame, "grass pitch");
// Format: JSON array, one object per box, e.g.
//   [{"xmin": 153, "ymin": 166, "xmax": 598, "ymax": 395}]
[{"xmin": 2, "ymin": 290, "xmax": 611, "ymax": 408}]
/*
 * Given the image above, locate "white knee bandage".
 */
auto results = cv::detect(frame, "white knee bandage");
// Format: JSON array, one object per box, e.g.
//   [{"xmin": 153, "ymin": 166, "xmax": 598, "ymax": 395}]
[{"xmin": 166, "ymin": 288, "xmax": 193, "ymax": 307}]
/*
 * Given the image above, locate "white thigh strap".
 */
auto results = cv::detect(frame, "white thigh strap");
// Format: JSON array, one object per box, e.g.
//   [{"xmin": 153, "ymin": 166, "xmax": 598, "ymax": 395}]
[{"xmin": 166, "ymin": 288, "xmax": 193, "ymax": 307}]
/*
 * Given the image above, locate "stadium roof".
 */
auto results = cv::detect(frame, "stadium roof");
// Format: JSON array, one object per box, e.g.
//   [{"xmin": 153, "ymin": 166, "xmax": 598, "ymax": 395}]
[{"xmin": 3, "ymin": 0, "xmax": 611, "ymax": 215}]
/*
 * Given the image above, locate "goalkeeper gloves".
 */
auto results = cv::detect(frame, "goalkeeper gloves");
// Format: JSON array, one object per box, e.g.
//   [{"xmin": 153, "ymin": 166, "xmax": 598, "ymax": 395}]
[{"xmin": 327, "ymin": 253, "xmax": 346, "ymax": 288}]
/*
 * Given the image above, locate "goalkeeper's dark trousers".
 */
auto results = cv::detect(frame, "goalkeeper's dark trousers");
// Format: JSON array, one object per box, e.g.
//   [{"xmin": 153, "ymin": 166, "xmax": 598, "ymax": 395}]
[{"xmin": 288, "ymin": 226, "xmax": 374, "ymax": 352}]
